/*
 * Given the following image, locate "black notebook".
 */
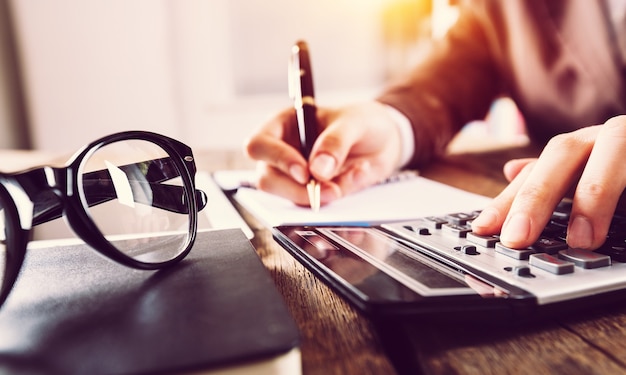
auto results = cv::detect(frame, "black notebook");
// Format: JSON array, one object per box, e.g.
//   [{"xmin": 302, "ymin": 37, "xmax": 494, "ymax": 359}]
[{"xmin": 0, "ymin": 229, "xmax": 301, "ymax": 375}]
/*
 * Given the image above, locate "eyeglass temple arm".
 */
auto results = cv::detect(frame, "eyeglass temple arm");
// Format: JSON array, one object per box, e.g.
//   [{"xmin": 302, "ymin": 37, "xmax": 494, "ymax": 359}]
[
  {"xmin": 81, "ymin": 156, "xmax": 208, "ymax": 213},
  {"xmin": 81, "ymin": 182, "xmax": 208, "ymax": 214},
  {"xmin": 29, "ymin": 157, "xmax": 207, "ymax": 227}
]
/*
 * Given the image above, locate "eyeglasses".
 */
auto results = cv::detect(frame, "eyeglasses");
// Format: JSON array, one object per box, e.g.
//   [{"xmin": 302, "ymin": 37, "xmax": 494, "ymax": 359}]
[{"xmin": 0, "ymin": 131, "xmax": 207, "ymax": 309}]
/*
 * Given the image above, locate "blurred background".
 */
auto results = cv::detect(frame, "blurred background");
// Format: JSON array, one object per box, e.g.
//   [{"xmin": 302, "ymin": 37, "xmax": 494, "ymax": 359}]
[
  {"xmin": 0, "ymin": 0, "xmax": 523, "ymax": 154},
  {"xmin": 0, "ymin": 0, "xmax": 451, "ymax": 152}
]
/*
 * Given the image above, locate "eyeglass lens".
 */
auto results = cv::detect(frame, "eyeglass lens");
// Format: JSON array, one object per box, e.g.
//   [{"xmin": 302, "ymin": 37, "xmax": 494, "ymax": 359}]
[{"xmin": 80, "ymin": 139, "xmax": 193, "ymax": 264}]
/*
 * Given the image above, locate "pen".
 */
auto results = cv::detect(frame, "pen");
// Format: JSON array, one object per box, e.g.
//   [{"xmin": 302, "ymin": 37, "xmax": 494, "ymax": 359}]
[{"xmin": 289, "ymin": 40, "xmax": 320, "ymax": 212}]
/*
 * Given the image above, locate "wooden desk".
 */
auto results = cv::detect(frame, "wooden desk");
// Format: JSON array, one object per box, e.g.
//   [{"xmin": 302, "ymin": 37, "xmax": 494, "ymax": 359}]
[
  {"xmin": 197, "ymin": 147, "xmax": 626, "ymax": 375},
  {"xmin": 5, "ymin": 146, "xmax": 626, "ymax": 374}
]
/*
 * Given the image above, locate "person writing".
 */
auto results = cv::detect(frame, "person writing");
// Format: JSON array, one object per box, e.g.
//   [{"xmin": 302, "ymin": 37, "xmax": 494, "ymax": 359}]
[{"xmin": 244, "ymin": 0, "xmax": 626, "ymax": 251}]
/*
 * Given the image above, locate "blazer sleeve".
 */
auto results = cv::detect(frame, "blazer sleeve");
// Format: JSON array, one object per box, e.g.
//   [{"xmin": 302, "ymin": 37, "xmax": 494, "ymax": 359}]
[{"xmin": 377, "ymin": 2, "xmax": 507, "ymax": 168}]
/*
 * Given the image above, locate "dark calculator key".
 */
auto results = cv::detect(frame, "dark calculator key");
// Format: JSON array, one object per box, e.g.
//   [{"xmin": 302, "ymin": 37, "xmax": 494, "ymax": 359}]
[
  {"xmin": 513, "ymin": 265, "xmax": 534, "ymax": 277},
  {"xmin": 531, "ymin": 237, "xmax": 568, "ymax": 254},
  {"xmin": 597, "ymin": 240, "xmax": 626, "ymax": 262},
  {"xmin": 403, "ymin": 225, "xmax": 431, "ymax": 235},
  {"xmin": 542, "ymin": 222, "xmax": 567, "ymax": 239},
  {"xmin": 608, "ymin": 220, "xmax": 626, "ymax": 241},
  {"xmin": 461, "ymin": 245, "xmax": 480, "ymax": 255},
  {"xmin": 547, "ymin": 219, "xmax": 568, "ymax": 230},
  {"xmin": 552, "ymin": 201, "xmax": 572, "ymax": 221}
]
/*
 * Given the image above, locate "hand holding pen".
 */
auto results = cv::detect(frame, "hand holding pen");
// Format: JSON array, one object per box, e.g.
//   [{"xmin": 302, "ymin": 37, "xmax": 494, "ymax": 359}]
[
  {"xmin": 243, "ymin": 43, "xmax": 405, "ymax": 208},
  {"xmin": 289, "ymin": 40, "xmax": 321, "ymax": 211}
]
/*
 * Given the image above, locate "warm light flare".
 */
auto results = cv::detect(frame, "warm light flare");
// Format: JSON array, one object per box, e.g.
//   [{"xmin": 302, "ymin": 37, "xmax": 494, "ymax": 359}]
[{"xmin": 431, "ymin": 0, "xmax": 460, "ymax": 39}]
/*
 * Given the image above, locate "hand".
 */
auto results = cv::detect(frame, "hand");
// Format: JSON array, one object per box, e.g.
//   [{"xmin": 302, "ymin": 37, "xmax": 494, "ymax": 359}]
[
  {"xmin": 244, "ymin": 101, "xmax": 404, "ymax": 206},
  {"xmin": 471, "ymin": 116, "xmax": 626, "ymax": 250}
]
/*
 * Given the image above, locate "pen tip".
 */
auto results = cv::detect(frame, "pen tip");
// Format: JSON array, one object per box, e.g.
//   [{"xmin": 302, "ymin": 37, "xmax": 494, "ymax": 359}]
[{"xmin": 307, "ymin": 180, "xmax": 321, "ymax": 212}]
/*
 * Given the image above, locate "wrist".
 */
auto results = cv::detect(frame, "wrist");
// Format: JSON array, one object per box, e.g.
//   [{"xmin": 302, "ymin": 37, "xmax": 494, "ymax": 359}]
[{"xmin": 381, "ymin": 104, "xmax": 415, "ymax": 169}]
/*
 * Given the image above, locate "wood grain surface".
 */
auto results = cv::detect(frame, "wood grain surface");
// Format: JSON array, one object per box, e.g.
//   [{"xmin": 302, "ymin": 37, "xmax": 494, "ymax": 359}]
[{"xmin": 179, "ymin": 147, "xmax": 626, "ymax": 375}]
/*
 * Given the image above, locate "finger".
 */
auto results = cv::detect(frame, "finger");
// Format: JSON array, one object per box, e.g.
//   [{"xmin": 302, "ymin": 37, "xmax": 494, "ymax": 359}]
[
  {"xmin": 254, "ymin": 163, "xmax": 312, "ymax": 206},
  {"xmin": 309, "ymin": 155, "xmax": 395, "ymax": 206},
  {"xmin": 471, "ymin": 160, "xmax": 536, "ymax": 235},
  {"xmin": 503, "ymin": 158, "xmax": 537, "ymax": 182},
  {"xmin": 247, "ymin": 133, "xmax": 310, "ymax": 184},
  {"xmin": 567, "ymin": 119, "xmax": 626, "ymax": 249},
  {"xmin": 254, "ymin": 163, "xmax": 343, "ymax": 207},
  {"xmin": 244, "ymin": 110, "xmax": 310, "ymax": 185},
  {"xmin": 498, "ymin": 128, "xmax": 595, "ymax": 248}
]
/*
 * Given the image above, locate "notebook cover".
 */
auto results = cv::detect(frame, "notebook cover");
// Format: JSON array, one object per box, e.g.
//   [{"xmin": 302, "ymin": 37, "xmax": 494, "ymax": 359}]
[{"xmin": 0, "ymin": 229, "xmax": 300, "ymax": 375}]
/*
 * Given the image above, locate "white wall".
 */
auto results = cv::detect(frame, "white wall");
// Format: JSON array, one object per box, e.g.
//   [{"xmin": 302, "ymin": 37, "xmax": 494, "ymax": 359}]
[
  {"xmin": 0, "ymin": 0, "xmax": 29, "ymax": 149},
  {"xmin": 11, "ymin": 0, "xmax": 181, "ymax": 150},
  {"xmin": 10, "ymin": 0, "xmax": 389, "ymax": 152}
]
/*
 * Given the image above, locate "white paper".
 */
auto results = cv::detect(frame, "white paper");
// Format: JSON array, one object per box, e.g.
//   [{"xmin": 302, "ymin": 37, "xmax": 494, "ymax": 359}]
[
  {"xmin": 218, "ymin": 170, "xmax": 492, "ymax": 227},
  {"xmin": 195, "ymin": 172, "xmax": 254, "ymax": 238}
]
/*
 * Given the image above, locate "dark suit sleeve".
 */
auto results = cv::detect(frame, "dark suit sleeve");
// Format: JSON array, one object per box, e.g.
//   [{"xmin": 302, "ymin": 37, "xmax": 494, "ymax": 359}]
[{"xmin": 377, "ymin": 2, "xmax": 507, "ymax": 168}]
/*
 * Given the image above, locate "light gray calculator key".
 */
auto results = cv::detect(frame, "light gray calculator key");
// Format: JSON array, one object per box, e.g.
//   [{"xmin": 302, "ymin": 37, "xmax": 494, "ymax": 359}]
[
  {"xmin": 558, "ymin": 248, "xmax": 611, "ymax": 269},
  {"xmin": 442, "ymin": 224, "xmax": 472, "ymax": 238},
  {"xmin": 466, "ymin": 232, "xmax": 498, "ymax": 248},
  {"xmin": 495, "ymin": 243, "xmax": 535, "ymax": 260},
  {"xmin": 529, "ymin": 253, "xmax": 575, "ymax": 275}
]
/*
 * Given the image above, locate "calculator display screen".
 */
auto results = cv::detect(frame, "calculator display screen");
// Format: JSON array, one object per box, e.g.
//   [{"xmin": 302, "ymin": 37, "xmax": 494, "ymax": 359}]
[{"xmin": 293, "ymin": 227, "xmax": 481, "ymax": 299}]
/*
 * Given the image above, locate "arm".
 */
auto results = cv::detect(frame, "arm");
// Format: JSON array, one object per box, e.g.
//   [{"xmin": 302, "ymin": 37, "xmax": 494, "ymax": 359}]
[
  {"xmin": 245, "ymin": 2, "xmax": 509, "ymax": 205},
  {"xmin": 378, "ymin": 2, "xmax": 507, "ymax": 168}
]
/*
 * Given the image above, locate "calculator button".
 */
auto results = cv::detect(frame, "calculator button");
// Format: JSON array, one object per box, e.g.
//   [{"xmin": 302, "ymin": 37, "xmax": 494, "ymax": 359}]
[
  {"xmin": 607, "ymin": 215, "xmax": 626, "ymax": 235},
  {"xmin": 445, "ymin": 212, "xmax": 476, "ymax": 225},
  {"xmin": 542, "ymin": 221, "xmax": 568, "ymax": 240},
  {"xmin": 403, "ymin": 225, "xmax": 431, "ymax": 235},
  {"xmin": 424, "ymin": 216, "xmax": 448, "ymax": 229},
  {"xmin": 513, "ymin": 266, "xmax": 534, "ymax": 277},
  {"xmin": 597, "ymin": 240, "xmax": 626, "ymax": 262},
  {"xmin": 529, "ymin": 253, "xmax": 575, "ymax": 275},
  {"xmin": 558, "ymin": 248, "xmax": 611, "ymax": 269},
  {"xmin": 466, "ymin": 232, "xmax": 499, "ymax": 248},
  {"xmin": 495, "ymin": 243, "xmax": 535, "ymax": 260},
  {"xmin": 503, "ymin": 265, "xmax": 535, "ymax": 277},
  {"xmin": 531, "ymin": 237, "xmax": 568, "ymax": 254},
  {"xmin": 442, "ymin": 224, "xmax": 472, "ymax": 238},
  {"xmin": 552, "ymin": 201, "xmax": 572, "ymax": 221},
  {"xmin": 461, "ymin": 245, "xmax": 480, "ymax": 255}
]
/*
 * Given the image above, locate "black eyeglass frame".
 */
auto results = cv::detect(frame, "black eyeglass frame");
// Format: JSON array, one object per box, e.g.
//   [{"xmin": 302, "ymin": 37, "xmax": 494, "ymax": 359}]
[{"xmin": 0, "ymin": 130, "xmax": 206, "ymax": 309}]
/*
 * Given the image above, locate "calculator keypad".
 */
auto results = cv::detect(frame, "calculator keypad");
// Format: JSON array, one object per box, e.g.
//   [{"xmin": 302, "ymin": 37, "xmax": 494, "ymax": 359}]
[
  {"xmin": 410, "ymin": 202, "xmax": 621, "ymax": 270},
  {"xmin": 383, "ymin": 203, "xmax": 626, "ymax": 304}
]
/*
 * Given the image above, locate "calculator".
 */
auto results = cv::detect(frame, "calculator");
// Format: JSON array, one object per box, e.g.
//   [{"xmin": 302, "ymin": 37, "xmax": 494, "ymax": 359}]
[{"xmin": 272, "ymin": 201, "xmax": 626, "ymax": 322}]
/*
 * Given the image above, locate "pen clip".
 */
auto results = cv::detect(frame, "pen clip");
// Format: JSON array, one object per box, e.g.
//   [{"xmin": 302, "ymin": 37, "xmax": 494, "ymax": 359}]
[{"xmin": 288, "ymin": 47, "xmax": 300, "ymax": 102}]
